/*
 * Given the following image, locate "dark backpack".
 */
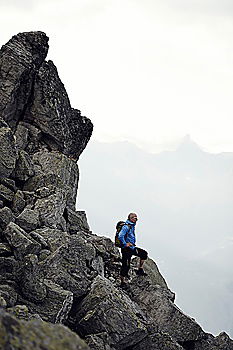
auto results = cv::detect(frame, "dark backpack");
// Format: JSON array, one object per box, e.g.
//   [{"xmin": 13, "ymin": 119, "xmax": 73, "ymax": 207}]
[{"xmin": 114, "ymin": 221, "xmax": 131, "ymax": 247}]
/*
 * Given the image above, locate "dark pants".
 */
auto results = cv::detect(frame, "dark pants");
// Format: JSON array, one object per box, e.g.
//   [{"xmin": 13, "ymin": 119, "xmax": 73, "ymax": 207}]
[{"xmin": 120, "ymin": 247, "xmax": 148, "ymax": 277}]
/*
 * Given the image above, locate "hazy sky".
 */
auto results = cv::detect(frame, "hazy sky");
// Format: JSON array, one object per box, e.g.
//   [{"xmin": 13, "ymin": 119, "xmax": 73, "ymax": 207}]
[{"xmin": 1, "ymin": 0, "xmax": 233, "ymax": 153}]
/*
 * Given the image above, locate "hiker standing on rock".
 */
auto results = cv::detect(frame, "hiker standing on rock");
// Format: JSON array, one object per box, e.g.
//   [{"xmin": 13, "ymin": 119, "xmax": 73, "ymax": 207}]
[{"xmin": 117, "ymin": 213, "xmax": 148, "ymax": 287}]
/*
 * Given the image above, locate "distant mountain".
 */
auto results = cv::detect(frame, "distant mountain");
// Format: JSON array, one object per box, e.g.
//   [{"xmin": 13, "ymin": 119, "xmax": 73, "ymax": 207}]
[{"xmin": 78, "ymin": 138, "xmax": 233, "ymax": 337}]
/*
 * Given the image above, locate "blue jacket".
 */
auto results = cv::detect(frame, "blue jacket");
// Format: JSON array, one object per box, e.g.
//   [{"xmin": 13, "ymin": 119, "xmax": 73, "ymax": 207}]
[{"xmin": 118, "ymin": 219, "xmax": 136, "ymax": 250}]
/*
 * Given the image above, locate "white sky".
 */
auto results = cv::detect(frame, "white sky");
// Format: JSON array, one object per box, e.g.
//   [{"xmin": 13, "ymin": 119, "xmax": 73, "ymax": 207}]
[{"xmin": 1, "ymin": 0, "xmax": 233, "ymax": 153}]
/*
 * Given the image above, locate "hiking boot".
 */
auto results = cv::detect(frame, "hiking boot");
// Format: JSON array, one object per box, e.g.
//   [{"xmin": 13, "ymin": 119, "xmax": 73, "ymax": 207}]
[{"xmin": 136, "ymin": 268, "xmax": 147, "ymax": 276}]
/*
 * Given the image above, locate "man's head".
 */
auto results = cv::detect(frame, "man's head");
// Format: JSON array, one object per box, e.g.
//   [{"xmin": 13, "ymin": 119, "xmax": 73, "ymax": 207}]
[{"xmin": 128, "ymin": 212, "xmax": 138, "ymax": 223}]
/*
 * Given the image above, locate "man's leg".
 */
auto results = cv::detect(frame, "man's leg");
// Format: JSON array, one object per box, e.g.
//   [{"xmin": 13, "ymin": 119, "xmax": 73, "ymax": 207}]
[
  {"xmin": 120, "ymin": 248, "xmax": 132, "ymax": 286},
  {"xmin": 133, "ymin": 247, "xmax": 148, "ymax": 275}
]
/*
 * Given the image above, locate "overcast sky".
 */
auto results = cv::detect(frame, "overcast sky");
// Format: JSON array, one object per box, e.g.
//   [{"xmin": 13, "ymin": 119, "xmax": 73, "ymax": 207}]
[
  {"xmin": 1, "ymin": 0, "xmax": 232, "ymax": 336},
  {"xmin": 1, "ymin": 0, "xmax": 233, "ymax": 153}
]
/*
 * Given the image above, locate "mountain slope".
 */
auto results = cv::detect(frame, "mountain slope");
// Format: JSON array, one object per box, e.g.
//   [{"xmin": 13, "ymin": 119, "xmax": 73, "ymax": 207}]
[{"xmin": 78, "ymin": 138, "xmax": 233, "ymax": 336}]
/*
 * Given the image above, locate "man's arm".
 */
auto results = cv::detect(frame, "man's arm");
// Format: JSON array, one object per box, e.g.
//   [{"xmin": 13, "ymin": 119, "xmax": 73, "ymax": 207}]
[{"xmin": 118, "ymin": 225, "xmax": 131, "ymax": 247}]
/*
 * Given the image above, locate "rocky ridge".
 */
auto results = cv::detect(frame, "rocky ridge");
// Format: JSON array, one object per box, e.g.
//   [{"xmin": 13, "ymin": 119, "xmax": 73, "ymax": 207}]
[{"xmin": 0, "ymin": 31, "xmax": 232, "ymax": 350}]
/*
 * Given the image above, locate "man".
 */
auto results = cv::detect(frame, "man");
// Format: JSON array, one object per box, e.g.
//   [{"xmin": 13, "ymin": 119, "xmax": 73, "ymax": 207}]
[{"xmin": 118, "ymin": 212, "xmax": 148, "ymax": 287}]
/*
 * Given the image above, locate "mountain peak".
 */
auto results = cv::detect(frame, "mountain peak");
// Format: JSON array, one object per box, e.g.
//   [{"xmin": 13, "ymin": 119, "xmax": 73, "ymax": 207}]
[{"xmin": 176, "ymin": 134, "xmax": 203, "ymax": 153}]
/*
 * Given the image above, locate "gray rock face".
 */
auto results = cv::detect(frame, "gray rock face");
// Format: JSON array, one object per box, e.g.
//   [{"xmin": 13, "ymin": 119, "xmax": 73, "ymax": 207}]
[
  {"xmin": 0, "ymin": 242, "xmax": 12, "ymax": 257},
  {"xmin": 193, "ymin": 332, "xmax": 233, "ymax": 350},
  {"xmin": 132, "ymin": 332, "xmax": 184, "ymax": 350},
  {"xmin": 0, "ymin": 32, "xmax": 49, "ymax": 130},
  {"xmin": 0, "ymin": 309, "xmax": 90, "ymax": 350},
  {"xmin": 0, "ymin": 124, "xmax": 17, "ymax": 176},
  {"xmin": 24, "ymin": 61, "xmax": 93, "ymax": 159},
  {"xmin": 18, "ymin": 278, "xmax": 74, "ymax": 323},
  {"xmin": 0, "ymin": 206, "xmax": 14, "ymax": 230},
  {"xmin": 0, "ymin": 31, "xmax": 231, "ymax": 350},
  {"xmin": 126, "ymin": 275, "xmax": 204, "ymax": 343},
  {"xmin": 0, "ymin": 183, "xmax": 15, "ymax": 203},
  {"xmin": 0, "ymin": 284, "xmax": 18, "ymax": 307},
  {"xmin": 15, "ymin": 208, "xmax": 39, "ymax": 232},
  {"xmin": 85, "ymin": 333, "xmax": 112, "ymax": 350},
  {"xmin": 14, "ymin": 150, "xmax": 35, "ymax": 181},
  {"xmin": 4, "ymin": 222, "xmax": 41, "ymax": 260},
  {"xmin": 18, "ymin": 254, "xmax": 47, "ymax": 303},
  {"xmin": 66, "ymin": 208, "xmax": 90, "ymax": 234},
  {"xmin": 12, "ymin": 190, "xmax": 26, "ymax": 215},
  {"xmin": 76, "ymin": 276, "xmax": 147, "ymax": 349}
]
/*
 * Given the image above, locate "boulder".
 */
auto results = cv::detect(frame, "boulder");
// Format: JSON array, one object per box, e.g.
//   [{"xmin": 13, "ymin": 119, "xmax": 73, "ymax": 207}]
[
  {"xmin": 14, "ymin": 150, "xmax": 35, "ymax": 181},
  {"xmin": 21, "ymin": 122, "xmax": 42, "ymax": 155},
  {"xmin": 18, "ymin": 279, "xmax": 73, "ymax": 323},
  {"xmin": 0, "ymin": 309, "xmax": 90, "ymax": 350},
  {"xmin": 39, "ymin": 234, "xmax": 96, "ymax": 297},
  {"xmin": 0, "ymin": 125, "xmax": 17, "ymax": 177},
  {"xmin": 3, "ymin": 222, "xmax": 41, "ymax": 260},
  {"xmin": 30, "ymin": 232, "xmax": 49, "ymax": 249},
  {"xmin": 85, "ymin": 333, "xmax": 111, "ymax": 350},
  {"xmin": 0, "ymin": 184, "xmax": 15, "ymax": 203},
  {"xmin": 12, "ymin": 190, "xmax": 26, "ymax": 215},
  {"xmin": 14, "ymin": 122, "xmax": 29, "ymax": 150},
  {"xmin": 126, "ymin": 272, "xmax": 204, "ymax": 343},
  {"xmin": 25, "ymin": 150, "xmax": 80, "ymax": 207},
  {"xmin": 15, "ymin": 207, "xmax": 39, "ymax": 232},
  {"xmin": 132, "ymin": 331, "xmax": 184, "ymax": 350},
  {"xmin": 0, "ymin": 207, "xmax": 14, "ymax": 230},
  {"xmin": 0, "ymin": 257, "xmax": 18, "ymax": 282},
  {"xmin": 30, "ymin": 227, "xmax": 68, "ymax": 252},
  {"xmin": 66, "ymin": 208, "xmax": 90, "ymax": 234},
  {"xmin": 75, "ymin": 276, "xmax": 147, "ymax": 350},
  {"xmin": 34, "ymin": 189, "xmax": 67, "ymax": 230},
  {"xmin": 17, "ymin": 254, "xmax": 47, "ymax": 303}
]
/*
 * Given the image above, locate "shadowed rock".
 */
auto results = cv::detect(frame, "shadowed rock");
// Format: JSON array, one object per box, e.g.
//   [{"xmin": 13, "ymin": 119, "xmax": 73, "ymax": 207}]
[
  {"xmin": 4, "ymin": 222, "xmax": 41, "ymax": 260},
  {"xmin": 0, "ymin": 309, "xmax": 90, "ymax": 350},
  {"xmin": 0, "ymin": 207, "xmax": 14, "ymax": 230},
  {"xmin": 0, "ymin": 122, "xmax": 17, "ymax": 176},
  {"xmin": 0, "ymin": 32, "xmax": 49, "ymax": 130},
  {"xmin": 24, "ymin": 60, "xmax": 93, "ymax": 159},
  {"xmin": 193, "ymin": 332, "xmax": 233, "ymax": 350},
  {"xmin": 76, "ymin": 276, "xmax": 147, "ymax": 350},
  {"xmin": 14, "ymin": 150, "xmax": 35, "ymax": 181},
  {"xmin": 15, "ymin": 208, "xmax": 39, "ymax": 232},
  {"xmin": 129, "ymin": 331, "xmax": 184, "ymax": 350}
]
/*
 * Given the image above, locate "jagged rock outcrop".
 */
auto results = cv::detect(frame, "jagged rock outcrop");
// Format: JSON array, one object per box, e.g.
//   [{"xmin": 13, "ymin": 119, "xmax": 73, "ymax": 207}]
[
  {"xmin": 0, "ymin": 31, "xmax": 232, "ymax": 350},
  {"xmin": 0, "ymin": 309, "xmax": 90, "ymax": 350}
]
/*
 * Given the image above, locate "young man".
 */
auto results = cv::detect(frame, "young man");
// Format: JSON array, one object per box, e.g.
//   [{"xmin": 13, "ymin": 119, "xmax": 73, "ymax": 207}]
[{"xmin": 118, "ymin": 212, "xmax": 148, "ymax": 287}]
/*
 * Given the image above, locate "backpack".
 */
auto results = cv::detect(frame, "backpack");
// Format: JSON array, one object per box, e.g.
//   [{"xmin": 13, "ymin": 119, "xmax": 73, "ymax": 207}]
[{"xmin": 114, "ymin": 221, "xmax": 131, "ymax": 247}]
